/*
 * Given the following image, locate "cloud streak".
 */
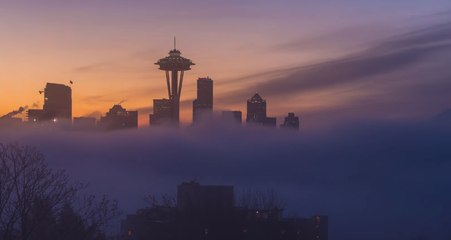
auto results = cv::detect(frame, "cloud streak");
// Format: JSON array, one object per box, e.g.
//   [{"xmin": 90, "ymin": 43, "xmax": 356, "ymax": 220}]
[{"xmin": 216, "ymin": 19, "xmax": 451, "ymax": 125}]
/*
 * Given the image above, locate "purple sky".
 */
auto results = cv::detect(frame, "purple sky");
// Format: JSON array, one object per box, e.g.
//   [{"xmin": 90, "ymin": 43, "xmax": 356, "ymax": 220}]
[{"xmin": 2, "ymin": 1, "xmax": 451, "ymax": 127}]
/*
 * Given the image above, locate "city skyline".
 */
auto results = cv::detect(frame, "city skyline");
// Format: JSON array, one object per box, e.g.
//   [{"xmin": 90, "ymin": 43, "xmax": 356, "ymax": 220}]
[
  {"xmin": 1, "ymin": 43, "xmax": 303, "ymax": 129},
  {"xmin": 2, "ymin": 2, "xmax": 451, "ymax": 239},
  {"xmin": 2, "ymin": 1, "xmax": 451, "ymax": 129}
]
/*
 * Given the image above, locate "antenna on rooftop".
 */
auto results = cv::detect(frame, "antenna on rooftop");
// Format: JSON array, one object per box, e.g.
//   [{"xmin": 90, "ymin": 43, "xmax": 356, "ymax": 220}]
[{"xmin": 174, "ymin": 36, "xmax": 176, "ymax": 50}]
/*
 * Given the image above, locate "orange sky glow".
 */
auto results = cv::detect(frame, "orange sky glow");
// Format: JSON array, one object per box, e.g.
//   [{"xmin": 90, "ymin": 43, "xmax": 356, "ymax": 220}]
[{"xmin": 1, "ymin": 1, "xmax": 450, "ymax": 127}]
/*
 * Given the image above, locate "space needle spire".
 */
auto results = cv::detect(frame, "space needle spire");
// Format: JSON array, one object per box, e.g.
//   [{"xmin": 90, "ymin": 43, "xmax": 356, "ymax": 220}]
[{"xmin": 154, "ymin": 39, "xmax": 195, "ymax": 124}]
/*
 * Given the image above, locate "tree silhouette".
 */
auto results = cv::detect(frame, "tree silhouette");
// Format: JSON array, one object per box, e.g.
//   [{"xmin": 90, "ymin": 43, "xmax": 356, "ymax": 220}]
[{"xmin": 0, "ymin": 143, "xmax": 119, "ymax": 240}]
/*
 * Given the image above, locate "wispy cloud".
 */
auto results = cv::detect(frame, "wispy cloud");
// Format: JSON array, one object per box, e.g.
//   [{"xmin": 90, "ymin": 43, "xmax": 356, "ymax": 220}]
[
  {"xmin": 216, "ymin": 18, "xmax": 451, "ymax": 124},
  {"xmin": 74, "ymin": 62, "xmax": 114, "ymax": 72}
]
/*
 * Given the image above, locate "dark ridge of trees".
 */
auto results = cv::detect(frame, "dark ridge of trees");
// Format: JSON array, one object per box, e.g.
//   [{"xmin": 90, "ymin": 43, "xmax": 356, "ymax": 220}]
[{"xmin": 0, "ymin": 143, "xmax": 120, "ymax": 240}]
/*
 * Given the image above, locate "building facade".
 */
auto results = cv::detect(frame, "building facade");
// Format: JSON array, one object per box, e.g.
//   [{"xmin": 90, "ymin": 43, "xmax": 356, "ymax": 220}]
[
  {"xmin": 121, "ymin": 181, "xmax": 328, "ymax": 240},
  {"xmin": 149, "ymin": 99, "xmax": 173, "ymax": 126},
  {"xmin": 280, "ymin": 112, "xmax": 299, "ymax": 130},
  {"xmin": 27, "ymin": 83, "xmax": 72, "ymax": 124},
  {"xmin": 246, "ymin": 93, "xmax": 276, "ymax": 127},
  {"xmin": 193, "ymin": 77, "xmax": 213, "ymax": 123},
  {"xmin": 99, "ymin": 105, "xmax": 138, "ymax": 130}
]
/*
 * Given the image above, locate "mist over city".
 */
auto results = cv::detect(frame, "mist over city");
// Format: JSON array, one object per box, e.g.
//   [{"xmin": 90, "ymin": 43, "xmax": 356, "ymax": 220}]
[{"xmin": 2, "ymin": 1, "xmax": 451, "ymax": 240}]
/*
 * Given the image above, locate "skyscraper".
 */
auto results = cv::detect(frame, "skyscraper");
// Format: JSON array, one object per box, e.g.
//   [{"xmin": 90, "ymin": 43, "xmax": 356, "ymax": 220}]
[
  {"xmin": 280, "ymin": 112, "xmax": 299, "ymax": 130},
  {"xmin": 246, "ymin": 93, "xmax": 266, "ymax": 123},
  {"xmin": 43, "ymin": 83, "xmax": 72, "ymax": 120},
  {"xmin": 246, "ymin": 93, "xmax": 276, "ymax": 127},
  {"xmin": 193, "ymin": 77, "xmax": 213, "ymax": 123},
  {"xmin": 152, "ymin": 41, "xmax": 195, "ymax": 125},
  {"xmin": 28, "ymin": 83, "xmax": 72, "ymax": 124}
]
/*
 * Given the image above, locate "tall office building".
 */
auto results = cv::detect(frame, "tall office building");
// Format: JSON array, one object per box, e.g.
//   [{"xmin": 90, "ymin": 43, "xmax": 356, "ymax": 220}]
[
  {"xmin": 152, "ymin": 41, "xmax": 195, "ymax": 125},
  {"xmin": 246, "ymin": 93, "xmax": 276, "ymax": 127},
  {"xmin": 149, "ymin": 99, "xmax": 172, "ymax": 126},
  {"xmin": 28, "ymin": 83, "xmax": 72, "ymax": 123},
  {"xmin": 193, "ymin": 77, "xmax": 213, "ymax": 123},
  {"xmin": 280, "ymin": 112, "xmax": 299, "ymax": 130},
  {"xmin": 43, "ymin": 83, "xmax": 72, "ymax": 120},
  {"xmin": 99, "ymin": 104, "xmax": 138, "ymax": 130}
]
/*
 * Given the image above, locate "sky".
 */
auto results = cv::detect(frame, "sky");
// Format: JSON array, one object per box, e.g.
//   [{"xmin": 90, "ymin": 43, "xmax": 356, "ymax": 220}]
[{"xmin": 2, "ymin": 0, "xmax": 451, "ymax": 127}]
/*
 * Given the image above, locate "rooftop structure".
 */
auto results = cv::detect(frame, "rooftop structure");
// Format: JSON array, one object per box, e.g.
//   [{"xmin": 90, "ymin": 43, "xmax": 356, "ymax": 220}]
[
  {"xmin": 99, "ymin": 104, "xmax": 138, "ymax": 130},
  {"xmin": 246, "ymin": 93, "xmax": 276, "ymax": 127}
]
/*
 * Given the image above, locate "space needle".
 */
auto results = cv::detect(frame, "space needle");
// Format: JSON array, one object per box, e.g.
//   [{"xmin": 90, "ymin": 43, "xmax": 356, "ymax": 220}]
[{"xmin": 155, "ymin": 38, "xmax": 195, "ymax": 124}]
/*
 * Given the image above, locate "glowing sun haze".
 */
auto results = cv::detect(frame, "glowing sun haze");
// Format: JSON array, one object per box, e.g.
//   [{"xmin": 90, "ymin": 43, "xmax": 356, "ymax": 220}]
[{"xmin": 1, "ymin": 0, "xmax": 451, "ymax": 127}]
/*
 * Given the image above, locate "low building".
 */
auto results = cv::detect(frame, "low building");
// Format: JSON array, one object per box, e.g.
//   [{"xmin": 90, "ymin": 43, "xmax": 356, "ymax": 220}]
[
  {"xmin": 149, "ymin": 99, "xmax": 173, "ymax": 126},
  {"xmin": 121, "ymin": 181, "xmax": 328, "ymax": 240},
  {"xmin": 280, "ymin": 113, "xmax": 299, "ymax": 130},
  {"xmin": 177, "ymin": 181, "xmax": 234, "ymax": 213},
  {"xmin": 99, "ymin": 105, "xmax": 138, "ymax": 130},
  {"xmin": 27, "ymin": 109, "xmax": 46, "ymax": 123}
]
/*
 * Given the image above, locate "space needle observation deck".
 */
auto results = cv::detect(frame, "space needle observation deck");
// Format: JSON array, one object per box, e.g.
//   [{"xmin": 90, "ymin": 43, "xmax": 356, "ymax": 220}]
[{"xmin": 155, "ymin": 40, "xmax": 195, "ymax": 124}]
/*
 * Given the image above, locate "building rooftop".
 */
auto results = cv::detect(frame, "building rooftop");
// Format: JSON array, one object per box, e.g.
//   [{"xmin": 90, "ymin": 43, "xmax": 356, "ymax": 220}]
[{"xmin": 248, "ymin": 93, "xmax": 265, "ymax": 104}]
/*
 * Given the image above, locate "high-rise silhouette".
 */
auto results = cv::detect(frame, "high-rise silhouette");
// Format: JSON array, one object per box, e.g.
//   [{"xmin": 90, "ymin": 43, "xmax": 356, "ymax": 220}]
[
  {"xmin": 246, "ymin": 93, "xmax": 276, "ymax": 127},
  {"xmin": 193, "ymin": 77, "xmax": 213, "ymax": 123},
  {"xmin": 153, "ymin": 41, "xmax": 195, "ymax": 125},
  {"xmin": 28, "ymin": 83, "xmax": 72, "ymax": 123}
]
